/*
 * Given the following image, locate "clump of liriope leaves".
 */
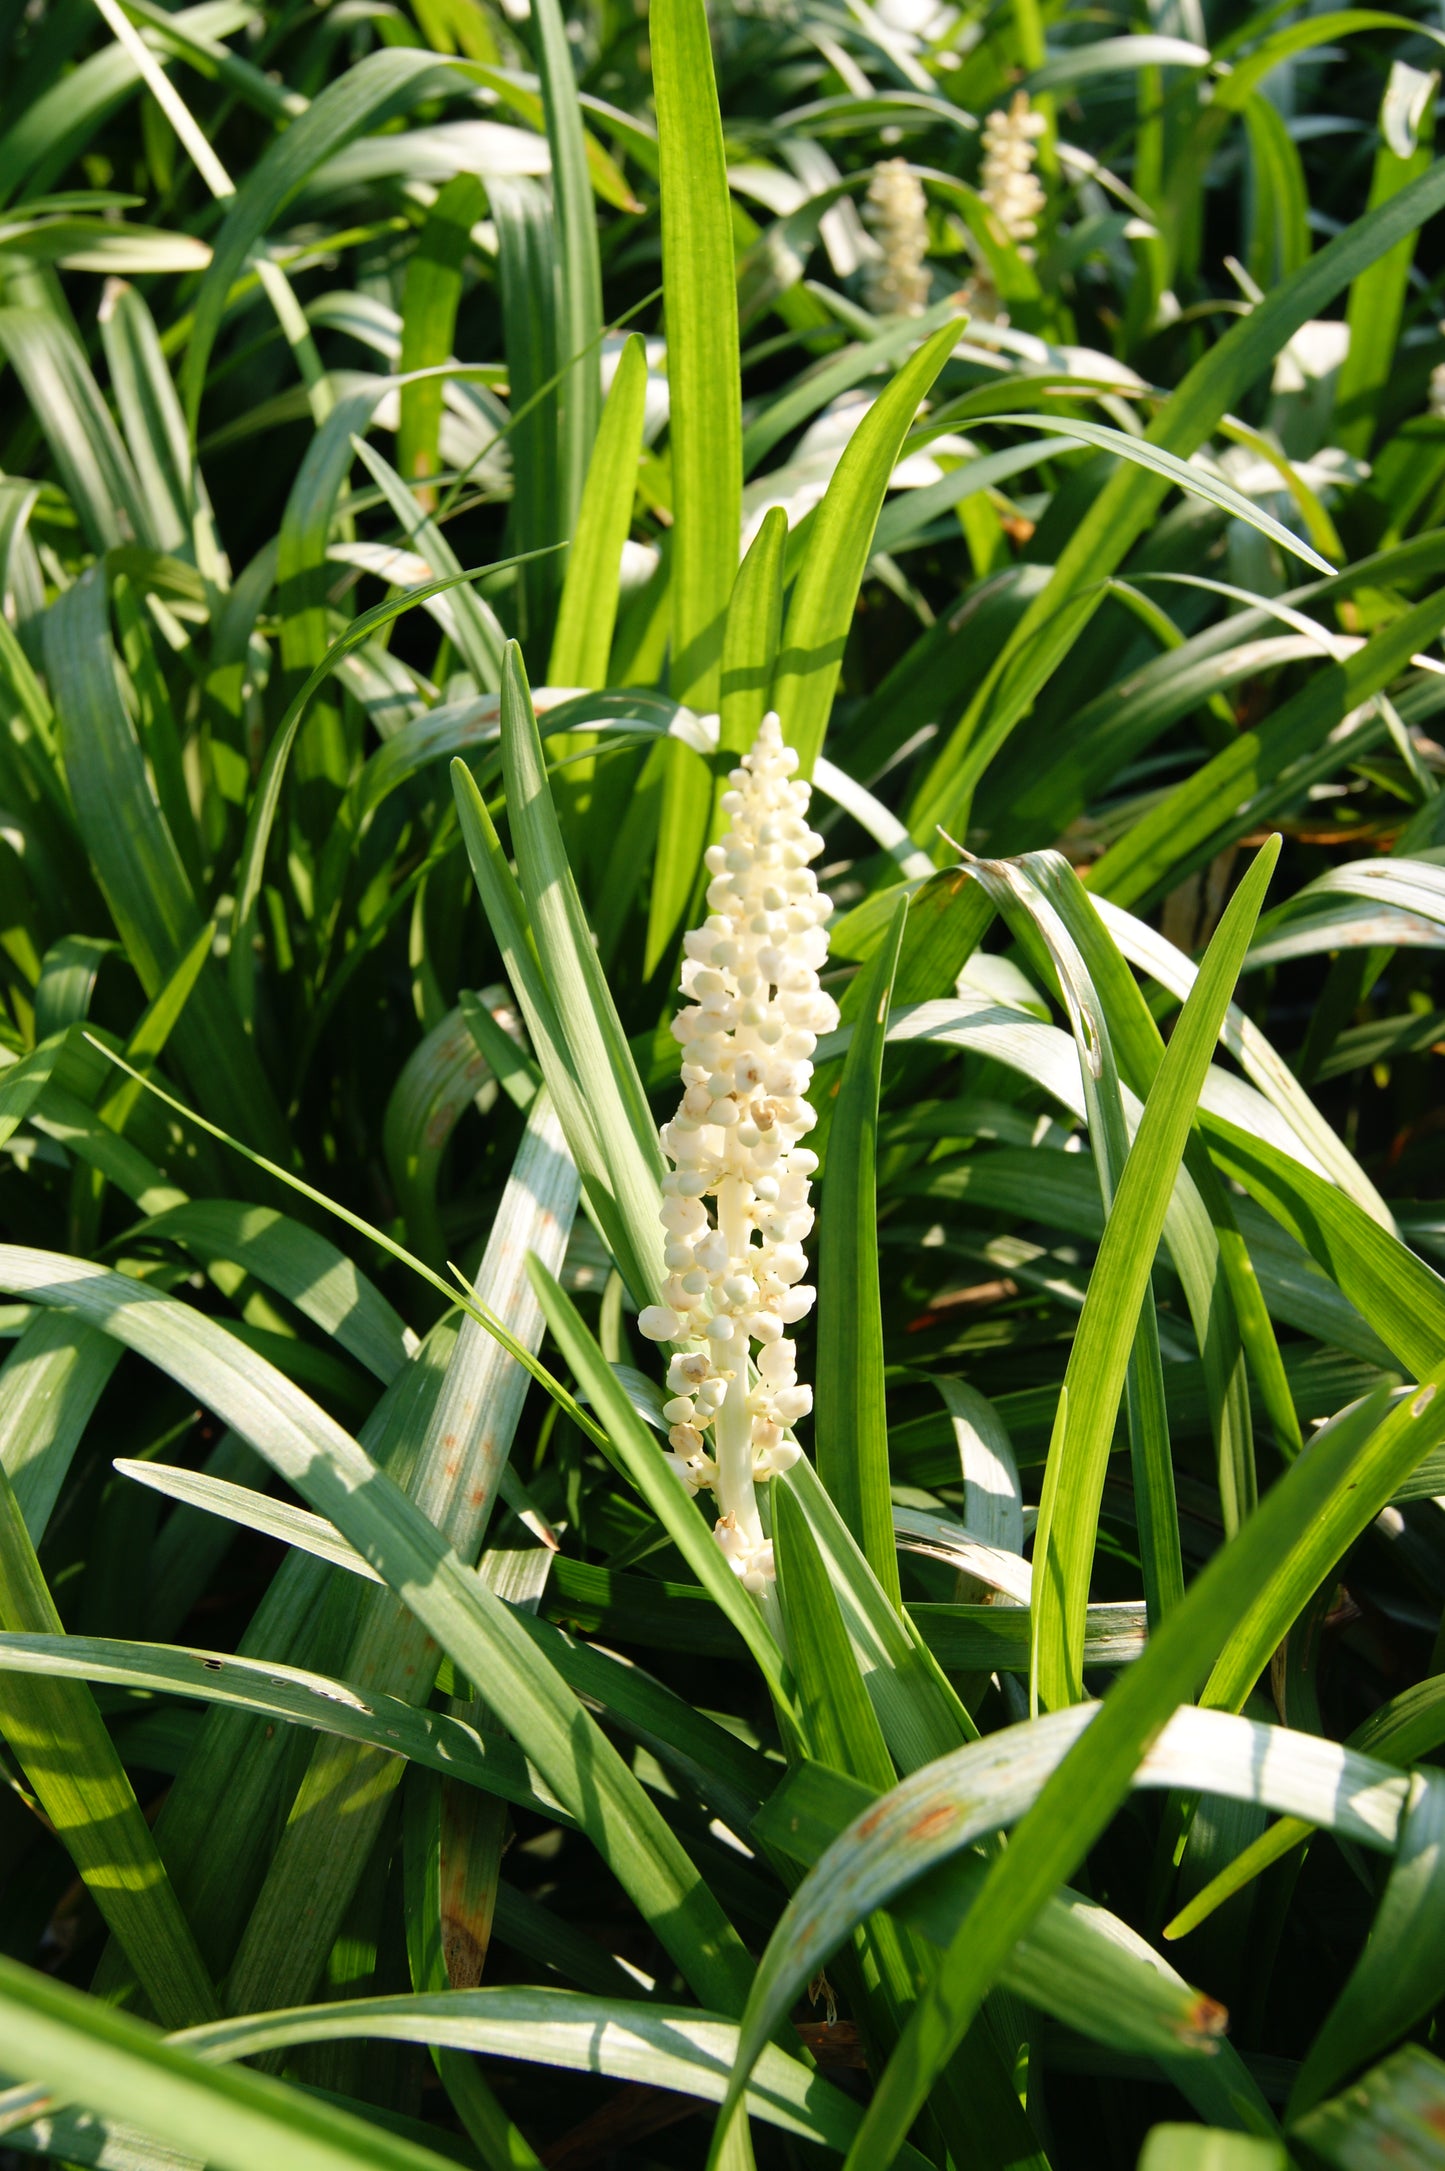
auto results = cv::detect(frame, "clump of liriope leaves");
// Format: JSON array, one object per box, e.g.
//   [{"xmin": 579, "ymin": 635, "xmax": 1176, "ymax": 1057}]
[{"xmin": 0, "ymin": 0, "xmax": 1442, "ymax": 2167}]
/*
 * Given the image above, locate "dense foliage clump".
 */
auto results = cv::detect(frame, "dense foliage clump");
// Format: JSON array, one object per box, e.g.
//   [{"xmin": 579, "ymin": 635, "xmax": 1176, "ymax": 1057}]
[{"xmin": 0, "ymin": 1, "xmax": 1443, "ymax": 2167}]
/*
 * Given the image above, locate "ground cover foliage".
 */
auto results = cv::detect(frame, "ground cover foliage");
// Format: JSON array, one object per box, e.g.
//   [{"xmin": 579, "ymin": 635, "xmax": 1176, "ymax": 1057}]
[{"xmin": 0, "ymin": 0, "xmax": 1443, "ymax": 2164}]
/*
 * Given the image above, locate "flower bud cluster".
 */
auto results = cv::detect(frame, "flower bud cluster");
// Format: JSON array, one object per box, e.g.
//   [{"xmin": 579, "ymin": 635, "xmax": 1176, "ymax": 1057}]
[
  {"xmin": 981, "ymin": 91, "xmax": 1047, "ymax": 256},
  {"xmin": 863, "ymin": 158, "xmax": 931, "ymax": 318},
  {"xmin": 637, "ymin": 713, "xmax": 837, "ymax": 1594}
]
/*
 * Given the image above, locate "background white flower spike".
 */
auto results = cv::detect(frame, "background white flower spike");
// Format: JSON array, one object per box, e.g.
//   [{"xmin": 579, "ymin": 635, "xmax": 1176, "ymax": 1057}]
[
  {"xmin": 981, "ymin": 90, "xmax": 1048, "ymax": 258},
  {"xmin": 863, "ymin": 157, "xmax": 931, "ymax": 318},
  {"xmin": 638, "ymin": 712, "xmax": 838, "ymax": 1597}
]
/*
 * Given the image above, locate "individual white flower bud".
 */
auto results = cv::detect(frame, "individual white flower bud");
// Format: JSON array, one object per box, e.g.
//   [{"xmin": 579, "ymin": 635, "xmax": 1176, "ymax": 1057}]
[
  {"xmin": 741, "ymin": 1543, "xmax": 775, "ymax": 1594},
  {"xmin": 661, "ymin": 1197, "xmax": 706, "ymax": 1233},
  {"xmin": 663, "ymin": 1397, "xmax": 697, "ymax": 1426},
  {"xmin": 666, "ymin": 1447, "xmax": 718, "ymax": 1497},
  {"xmin": 714, "ymin": 1515, "xmax": 776, "ymax": 1594},
  {"xmin": 713, "ymin": 1512, "xmax": 746, "ymax": 1564},
  {"xmin": 758, "ymin": 1339, "xmax": 797, "ymax": 1385},
  {"xmin": 638, "ymin": 1305, "xmax": 681, "ymax": 1341},
  {"xmin": 754, "ymin": 1437, "xmax": 802, "ymax": 1481}
]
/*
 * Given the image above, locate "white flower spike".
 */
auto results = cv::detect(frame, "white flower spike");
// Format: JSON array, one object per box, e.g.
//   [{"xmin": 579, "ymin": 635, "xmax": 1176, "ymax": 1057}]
[
  {"xmin": 638, "ymin": 713, "xmax": 838, "ymax": 1596},
  {"xmin": 863, "ymin": 157, "xmax": 931, "ymax": 319},
  {"xmin": 981, "ymin": 91, "xmax": 1047, "ymax": 257}
]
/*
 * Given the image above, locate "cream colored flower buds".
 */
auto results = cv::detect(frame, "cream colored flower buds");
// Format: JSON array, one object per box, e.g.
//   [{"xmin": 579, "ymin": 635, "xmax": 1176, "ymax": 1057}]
[
  {"xmin": 863, "ymin": 157, "xmax": 931, "ymax": 318},
  {"xmin": 981, "ymin": 91, "xmax": 1047, "ymax": 256},
  {"xmin": 638, "ymin": 713, "xmax": 837, "ymax": 1594}
]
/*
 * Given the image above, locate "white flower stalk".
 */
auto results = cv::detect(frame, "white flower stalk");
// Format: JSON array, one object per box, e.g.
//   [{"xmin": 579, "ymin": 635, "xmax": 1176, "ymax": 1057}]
[
  {"xmin": 637, "ymin": 714, "xmax": 838, "ymax": 1594},
  {"xmin": 863, "ymin": 158, "xmax": 931, "ymax": 318},
  {"xmin": 981, "ymin": 91, "xmax": 1047, "ymax": 257}
]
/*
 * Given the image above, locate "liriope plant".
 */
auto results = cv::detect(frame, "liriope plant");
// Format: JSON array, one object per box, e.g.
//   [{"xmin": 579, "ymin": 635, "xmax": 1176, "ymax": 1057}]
[{"xmin": 0, "ymin": 0, "xmax": 1441, "ymax": 2168}]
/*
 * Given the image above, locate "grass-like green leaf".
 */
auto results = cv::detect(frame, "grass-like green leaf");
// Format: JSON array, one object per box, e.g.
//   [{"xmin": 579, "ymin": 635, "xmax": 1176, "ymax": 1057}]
[
  {"xmin": 1166, "ymin": 1676, "xmax": 1445, "ymax": 1939},
  {"xmin": 774, "ymin": 318, "xmax": 960, "ymax": 778},
  {"xmin": 0, "ymin": 1953, "xmax": 460, "ymax": 2171},
  {"xmin": 0, "ymin": 1459, "xmax": 220, "ymax": 2027},
  {"xmin": 0, "ymin": 1626, "xmax": 567, "ymax": 1818},
  {"xmin": 547, "ymin": 331, "xmax": 646, "ymax": 688},
  {"xmin": 1293, "ymin": 2044, "xmax": 1445, "ymax": 2171},
  {"xmin": 815, "ymin": 895, "xmax": 906, "ymax": 1604},
  {"xmin": 1289, "ymin": 1770, "xmax": 1445, "ymax": 2115},
  {"xmin": 493, "ymin": 643, "xmax": 665, "ymax": 1301},
  {"xmin": 644, "ymin": 0, "xmax": 743, "ymax": 970},
  {"xmin": 1032, "ymin": 837, "xmax": 1279, "ymax": 1708},
  {"xmin": 398, "ymin": 174, "xmax": 485, "ymax": 494},
  {"xmin": 717, "ymin": 507, "xmax": 786, "ymax": 772},
  {"xmin": 533, "ymin": 0, "xmax": 602, "ymax": 542}
]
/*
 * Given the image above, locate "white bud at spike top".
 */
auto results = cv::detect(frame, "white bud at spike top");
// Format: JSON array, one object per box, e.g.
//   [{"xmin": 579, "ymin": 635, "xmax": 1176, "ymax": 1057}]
[{"xmin": 639, "ymin": 713, "xmax": 838, "ymax": 1594}]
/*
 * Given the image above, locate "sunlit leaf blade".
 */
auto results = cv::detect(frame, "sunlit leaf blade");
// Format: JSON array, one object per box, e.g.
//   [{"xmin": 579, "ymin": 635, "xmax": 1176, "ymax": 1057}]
[
  {"xmin": 775, "ymin": 318, "xmax": 960, "ymax": 779},
  {"xmin": 1294, "ymin": 2045, "xmax": 1445, "ymax": 2171},
  {"xmin": 645, "ymin": 0, "xmax": 743, "ymax": 970},
  {"xmin": 533, "ymin": 0, "xmax": 602, "ymax": 541},
  {"xmin": 171, "ymin": 1987, "xmax": 913, "ymax": 2160},
  {"xmin": 0, "ymin": 1954, "xmax": 460, "ymax": 2171},
  {"xmin": 1165, "ymin": 1677, "xmax": 1445, "ymax": 1940},
  {"xmin": 0, "ymin": 1627, "xmax": 568, "ymax": 1819},
  {"xmin": 0, "ymin": 1461, "xmax": 219, "ymax": 2027},
  {"xmin": 224, "ymin": 1092, "xmax": 580, "ymax": 2019},
  {"xmin": 1288, "ymin": 1770, "xmax": 1445, "ymax": 2115},
  {"xmin": 1032, "ymin": 838, "xmax": 1280, "ymax": 1709},
  {"xmin": 398, "ymin": 174, "xmax": 485, "ymax": 495},
  {"xmin": 547, "ymin": 330, "xmax": 646, "ymax": 689},
  {"xmin": 816, "ymin": 895, "xmax": 906, "ymax": 1603}
]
